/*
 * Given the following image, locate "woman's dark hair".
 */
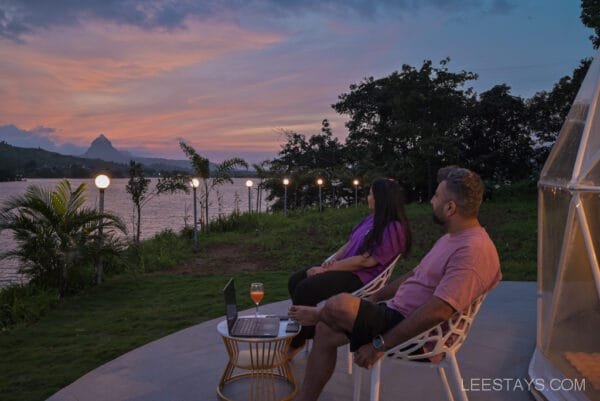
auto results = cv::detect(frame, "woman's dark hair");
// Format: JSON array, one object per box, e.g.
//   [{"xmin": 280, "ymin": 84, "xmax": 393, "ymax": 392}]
[{"xmin": 359, "ymin": 178, "xmax": 412, "ymax": 255}]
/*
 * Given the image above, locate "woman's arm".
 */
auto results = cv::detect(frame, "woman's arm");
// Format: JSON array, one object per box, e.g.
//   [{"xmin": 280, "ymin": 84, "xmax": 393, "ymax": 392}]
[
  {"xmin": 321, "ymin": 241, "xmax": 350, "ymax": 267},
  {"xmin": 325, "ymin": 253, "xmax": 377, "ymax": 272}
]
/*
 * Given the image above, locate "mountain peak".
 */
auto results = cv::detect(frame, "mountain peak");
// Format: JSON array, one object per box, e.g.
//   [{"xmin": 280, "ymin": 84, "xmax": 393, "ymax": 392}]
[
  {"xmin": 82, "ymin": 134, "xmax": 193, "ymax": 172},
  {"xmin": 84, "ymin": 134, "xmax": 127, "ymax": 163},
  {"xmin": 91, "ymin": 134, "xmax": 111, "ymax": 146}
]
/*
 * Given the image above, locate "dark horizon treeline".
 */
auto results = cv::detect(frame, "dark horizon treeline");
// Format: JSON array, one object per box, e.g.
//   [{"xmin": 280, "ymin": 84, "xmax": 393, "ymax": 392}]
[{"xmin": 263, "ymin": 58, "xmax": 591, "ymax": 209}]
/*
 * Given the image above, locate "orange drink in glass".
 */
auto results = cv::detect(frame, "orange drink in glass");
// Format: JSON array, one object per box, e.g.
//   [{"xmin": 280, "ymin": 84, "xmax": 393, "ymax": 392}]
[{"xmin": 250, "ymin": 283, "xmax": 264, "ymax": 317}]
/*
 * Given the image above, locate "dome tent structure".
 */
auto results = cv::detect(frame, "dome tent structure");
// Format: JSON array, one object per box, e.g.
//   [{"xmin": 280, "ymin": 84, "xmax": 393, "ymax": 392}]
[{"xmin": 529, "ymin": 52, "xmax": 600, "ymax": 401}]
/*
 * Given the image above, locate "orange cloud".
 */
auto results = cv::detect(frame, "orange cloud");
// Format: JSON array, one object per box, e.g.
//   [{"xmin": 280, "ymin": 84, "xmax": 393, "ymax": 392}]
[
  {"xmin": 0, "ymin": 14, "xmax": 352, "ymax": 161},
  {"xmin": 0, "ymin": 18, "xmax": 285, "ymax": 141}
]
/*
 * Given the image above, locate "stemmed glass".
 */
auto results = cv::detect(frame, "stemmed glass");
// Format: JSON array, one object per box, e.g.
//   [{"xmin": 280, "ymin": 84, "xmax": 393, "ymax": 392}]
[{"xmin": 250, "ymin": 283, "xmax": 264, "ymax": 318}]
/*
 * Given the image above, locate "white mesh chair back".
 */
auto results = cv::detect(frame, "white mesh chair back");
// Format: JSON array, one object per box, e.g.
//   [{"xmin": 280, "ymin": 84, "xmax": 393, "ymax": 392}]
[
  {"xmin": 387, "ymin": 293, "xmax": 486, "ymax": 362},
  {"xmin": 353, "ymin": 293, "xmax": 488, "ymax": 401},
  {"xmin": 352, "ymin": 254, "xmax": 402, "ymax": 299},
  {"xmin": 306, "ymin": 253, "xmax": 403, "ymax": 371}
]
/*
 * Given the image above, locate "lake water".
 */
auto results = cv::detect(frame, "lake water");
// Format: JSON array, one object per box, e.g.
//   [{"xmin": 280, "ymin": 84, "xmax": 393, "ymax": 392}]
[{"xmin": 0, "ymin": 178, "xmax": 269, "ymax": 287}]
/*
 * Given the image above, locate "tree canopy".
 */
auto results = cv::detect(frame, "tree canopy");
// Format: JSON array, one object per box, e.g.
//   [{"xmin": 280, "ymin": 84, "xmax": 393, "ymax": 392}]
[
  {"xmin": 265, "ymin": 57, "xmax": 591, "ymax": 208},
  {"xmin": 582, "ymin": 0, "xmax": 600, "ymax": 48}
]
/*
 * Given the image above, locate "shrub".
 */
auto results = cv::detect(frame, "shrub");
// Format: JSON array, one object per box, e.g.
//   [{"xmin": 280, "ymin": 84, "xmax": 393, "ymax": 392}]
[
  {"xmin": 0, "ymin": 285, "xmax": 60, "ymax": 330},
  {"xmin": 0, "ymin": 180, "xmax": 127, "ymax": 295},
  {"xmin": 126, "ymin": 230, "xmax": 195, "ymax": 273}
]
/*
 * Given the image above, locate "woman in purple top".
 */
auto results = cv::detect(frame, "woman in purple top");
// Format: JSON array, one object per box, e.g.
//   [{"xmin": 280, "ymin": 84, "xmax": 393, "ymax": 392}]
[{"xmin": 287, "ymin": 178, "xmax": 412, "ymax": 356}]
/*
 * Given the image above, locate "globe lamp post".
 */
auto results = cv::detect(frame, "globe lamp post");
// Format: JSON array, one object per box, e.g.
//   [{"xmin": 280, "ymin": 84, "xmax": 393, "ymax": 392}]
[
  {"xmin": 246, "ymin": 180, "xmax": 253, "ymax": 213},
  {"xmin": 94, "ymin": 174, "xmax": 110, "ymax": 285},
  {"xmin": 191, "ymin": 178, "xmax": 200, "ymax": 251},
  {"xmin": 317, "ymin": 178, "xmax": 324, "ymax": 212},
  {"xmin": 353, "ymin": 179, "xmax": 360, "ymax": 208},
  {"xmin": 283, "ymin": 178, "xmax": 289, "ymax": 214}
]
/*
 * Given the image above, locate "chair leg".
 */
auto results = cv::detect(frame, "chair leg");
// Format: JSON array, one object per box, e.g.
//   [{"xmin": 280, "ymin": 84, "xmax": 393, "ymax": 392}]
[
  {"xmin": 369, "ymin": 359, "xmax": 382, "ymax": 401},
  {"xmin": 353, "ymin": 363, "xmax": 362, "ymax": 401},
  {"xmin": 438, "ymin": 365, "xmax": 455, "ymax": 401},
  {"xmin": 446, "ymin": 352, "xmax": 468, "ymax": 401},
  {"xmin": 347, "ymin": 344, "xmax": 353, "ymax": 374}
]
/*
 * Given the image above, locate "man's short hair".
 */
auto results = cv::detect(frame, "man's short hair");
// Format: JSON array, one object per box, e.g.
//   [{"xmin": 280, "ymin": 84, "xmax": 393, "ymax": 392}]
[
  {"xmin": 440, "ymin": 167, "xmax": 484, "ymax": 217},
  {"xmin": 437, "ymin": 165, "xmax": 459, "ymax": 183}
]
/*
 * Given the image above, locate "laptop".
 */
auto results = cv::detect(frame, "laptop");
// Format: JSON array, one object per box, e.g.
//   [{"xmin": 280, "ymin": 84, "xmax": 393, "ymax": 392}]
[{"xmin": 223, "ymin": 278, "xmax": 279, "ymax": 338}]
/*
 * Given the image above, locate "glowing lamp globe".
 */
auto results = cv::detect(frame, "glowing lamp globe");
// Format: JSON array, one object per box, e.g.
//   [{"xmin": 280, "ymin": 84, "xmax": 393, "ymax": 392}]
[{"xmin": 95, "ymin": 175, "xmax": 110, "ymax": 189}]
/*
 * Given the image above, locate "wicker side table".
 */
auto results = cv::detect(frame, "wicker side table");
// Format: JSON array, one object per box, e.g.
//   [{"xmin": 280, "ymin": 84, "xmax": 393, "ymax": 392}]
[{"xmin": 216, "ymin": 319, "xmax": 298, "ymax": 401}]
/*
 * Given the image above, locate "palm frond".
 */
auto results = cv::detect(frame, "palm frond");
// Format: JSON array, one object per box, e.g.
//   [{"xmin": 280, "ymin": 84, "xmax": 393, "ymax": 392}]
[
  {"xmin": 180, "ymin": 141, "xmax": 210, "ymax": 178},
  {"xmin": 213, "ymin": 157, "xmax": 248, "ymax": 185}
]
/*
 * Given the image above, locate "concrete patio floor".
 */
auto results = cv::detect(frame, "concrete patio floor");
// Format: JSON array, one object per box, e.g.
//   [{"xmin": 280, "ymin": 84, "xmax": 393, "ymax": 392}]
[{"xmin": 47, "ymin": 281, "xmax": 537, "ymax": 401}]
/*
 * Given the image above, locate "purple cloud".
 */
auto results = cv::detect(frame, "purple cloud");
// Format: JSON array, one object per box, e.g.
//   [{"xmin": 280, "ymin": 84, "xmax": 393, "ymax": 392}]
[
  {"xmin": 0, "ymin": 0, "xmax": 516, "ymax": 41},
  {"xmin": 0, "ymin": 124, "xmax": 86, "ymax": 155}
]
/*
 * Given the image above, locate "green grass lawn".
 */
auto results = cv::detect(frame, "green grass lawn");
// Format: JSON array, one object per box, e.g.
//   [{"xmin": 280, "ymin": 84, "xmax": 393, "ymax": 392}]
[{"xmin": 0, "ymin": 197, "xmax": 537, "ymax": 401}]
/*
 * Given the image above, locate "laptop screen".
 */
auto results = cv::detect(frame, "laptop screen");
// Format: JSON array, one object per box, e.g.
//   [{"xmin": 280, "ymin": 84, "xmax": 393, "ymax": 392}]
[{"xmin": 223, "ymin": 278, "xmax": 238, "ymax": 332}]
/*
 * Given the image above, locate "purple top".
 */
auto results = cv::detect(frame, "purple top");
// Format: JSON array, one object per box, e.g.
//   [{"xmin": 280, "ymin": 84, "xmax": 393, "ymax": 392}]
[{"xmin": 339, "ymin": 214, "xmax": 408, "ymax": 285}]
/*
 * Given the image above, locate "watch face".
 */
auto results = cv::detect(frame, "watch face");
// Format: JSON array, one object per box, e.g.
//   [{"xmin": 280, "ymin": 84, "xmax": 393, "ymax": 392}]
[{"xmin": 372, "ymin": 335, "xmax": 384, "ymax": 350}]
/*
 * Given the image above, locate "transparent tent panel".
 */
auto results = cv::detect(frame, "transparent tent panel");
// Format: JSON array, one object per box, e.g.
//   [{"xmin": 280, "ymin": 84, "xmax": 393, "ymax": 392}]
[
  {"xmin": 544, "ymin": 204, "xmax": 600, "ymax": 399},
  {"xmin": 542, "ymin": 54, "xmax": 600, "ymax": 186},
  {"xmin": 574, "ymin": 55, "xmax": 600, "ymax": 107},
  {"xmin": 539, "ymin": 187, "xmax": 573, "ymax": 343},
  {"xmin": 581, "ymin": 193, "xmax": 600, "ymax": 274},
  {"xmin": 541, "ymin": 105, "xmax": 587, "ymax": 185},
  {"xmin": 582, "ymin": 158, "xmax": 600, "ymax": 186},
  {"xmin": 533, "ymin": 50, "xmax": 600, "ymax": 401},
  {"xmin": 578, "ymin": 86, "xmax": 600, "ymax": 184}
]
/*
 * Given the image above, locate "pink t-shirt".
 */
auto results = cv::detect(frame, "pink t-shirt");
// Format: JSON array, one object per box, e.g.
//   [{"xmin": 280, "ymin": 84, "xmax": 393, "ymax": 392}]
[{"xmin": 387, "ymin": 226, "xmax": 501, "ymax": 317}]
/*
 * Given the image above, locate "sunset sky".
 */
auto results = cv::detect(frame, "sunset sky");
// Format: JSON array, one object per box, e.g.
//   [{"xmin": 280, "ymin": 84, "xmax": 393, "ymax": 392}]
[{"xmin": 0, "ymin": 0, "xmax": 595, "ymax": 164}]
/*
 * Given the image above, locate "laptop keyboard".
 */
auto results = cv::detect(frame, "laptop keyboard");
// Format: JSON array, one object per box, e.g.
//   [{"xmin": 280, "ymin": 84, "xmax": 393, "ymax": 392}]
[{"xmin": 234, "ymin": 318, "xmax": 260, "ymax": 336}]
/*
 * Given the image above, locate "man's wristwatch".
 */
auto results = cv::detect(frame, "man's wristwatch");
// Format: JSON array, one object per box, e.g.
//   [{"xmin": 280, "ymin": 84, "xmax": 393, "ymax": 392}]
[{"xmin": 372, "ymin": 334, "xmax": 386, "ymax": 351}]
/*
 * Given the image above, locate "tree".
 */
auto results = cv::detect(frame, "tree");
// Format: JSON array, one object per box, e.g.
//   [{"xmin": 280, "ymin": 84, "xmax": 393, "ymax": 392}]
[
  {"xmin": 252, "ymin": 160, "xmax": 270, "ymax": 213},
  {"xmin": 334, "ymin": 59, "xmax": 477, "ymax": 199},
  {"xmin": 459, "ymin": 84, "xmax": 533, "ymax": 182},
  {"xmin": 0, "ymin": 180, "xmax": 126, "ymax": 296},
  {"xmin": 581, "ymin": 0, "xmax": 600, "ymax": 48},
  {"xmin": 179, "ymin": 142, "xmax": 248, "ymax": 229},
  {"xmin": 264, "ymin": 120, "xmax": 347, "ymax": 210},
  {"xmin": 126, "ymin": 161, "xmax": 189, "ymax": 245}
]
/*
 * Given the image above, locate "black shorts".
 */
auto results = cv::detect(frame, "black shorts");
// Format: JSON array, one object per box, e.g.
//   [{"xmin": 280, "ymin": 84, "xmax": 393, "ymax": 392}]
[{"xmin": 349, "ymin": 299, "xmax": 405, "ymax": 352}]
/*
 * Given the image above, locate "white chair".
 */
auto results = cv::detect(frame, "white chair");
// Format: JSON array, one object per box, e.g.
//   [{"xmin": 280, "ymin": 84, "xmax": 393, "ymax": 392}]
[
  {"xmin": 352, "ymin": 254, "xmax": 402, "ymax": 299},
  {"xmin": 352, "ymin": 294, "xmax": 487, "ymax": 401},
  {"xmin": 305, "ymin": 254, "xmax": 402, "ymax": 375}
]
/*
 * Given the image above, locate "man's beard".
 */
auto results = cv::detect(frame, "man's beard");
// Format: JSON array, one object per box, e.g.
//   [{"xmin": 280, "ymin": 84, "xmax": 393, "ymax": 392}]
[{"xmin": 432, "ymin": 212, "xmax": 445, "ymax": 226}]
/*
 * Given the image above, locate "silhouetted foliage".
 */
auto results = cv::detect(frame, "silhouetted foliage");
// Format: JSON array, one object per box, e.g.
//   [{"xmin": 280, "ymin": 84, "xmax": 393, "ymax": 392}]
[
  {"xmin": 126, "ymin": 161, "xmax": 189, "ymax": 245},
  {"xmin": 179, "ymin": 142, "xmax": 248, "ymax": 229},
  {"xmin": 265, "ymin": 57, "xmax": 589, "ymax": 204},
  {"xmin": 581, "ymin": 0, "xmax": 600, "ymax": 48},
  {"xmin": 459, "ymin": 84, "xmax": 533, "ymax": 182}
]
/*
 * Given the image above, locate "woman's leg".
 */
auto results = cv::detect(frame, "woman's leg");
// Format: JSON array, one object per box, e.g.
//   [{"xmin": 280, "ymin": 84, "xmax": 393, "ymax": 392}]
[
  {"xmin": 290, "ymin": 271, "xmax": 363, "ymax": 349},
  {"xmin": 288, "ymin": 266, "xmax": 311, "ymax": 300}
]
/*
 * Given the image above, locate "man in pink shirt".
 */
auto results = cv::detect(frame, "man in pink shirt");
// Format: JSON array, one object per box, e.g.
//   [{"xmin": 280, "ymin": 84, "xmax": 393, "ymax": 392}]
[{"xmin": 289, "ymin": 167, "xmax": 501, "ymax": 401}]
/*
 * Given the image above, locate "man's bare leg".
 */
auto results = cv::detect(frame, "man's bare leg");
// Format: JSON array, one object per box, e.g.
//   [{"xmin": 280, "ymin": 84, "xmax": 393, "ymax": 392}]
[
  {"xmin": 294, "ymin": 294, "xmax": 362, "ymax": 401},
  {"xmin": 296, "ymin": 323, "xmax": 347, "ymax": 401},
  {"xmin": 289, "ymin": 293, "xmax": 360, "ymax": 331}
]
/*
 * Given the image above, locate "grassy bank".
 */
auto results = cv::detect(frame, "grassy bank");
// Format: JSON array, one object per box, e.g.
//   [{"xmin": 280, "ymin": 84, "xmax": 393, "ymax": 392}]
[{"xmin": 0, "ymin": 197, "xmax": 536, "ymax": 401}]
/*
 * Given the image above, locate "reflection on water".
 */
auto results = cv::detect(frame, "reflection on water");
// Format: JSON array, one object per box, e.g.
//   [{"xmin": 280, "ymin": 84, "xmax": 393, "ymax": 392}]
[{"xmin": 0, "ymin": 178, "xmax": 270, "ymax": 287}]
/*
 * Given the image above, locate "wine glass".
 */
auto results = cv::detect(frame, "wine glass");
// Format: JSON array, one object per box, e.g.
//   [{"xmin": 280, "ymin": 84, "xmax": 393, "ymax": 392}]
[{"xmin": 250, "ymin": 283, "xmax": 264, "ymax": 318}]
